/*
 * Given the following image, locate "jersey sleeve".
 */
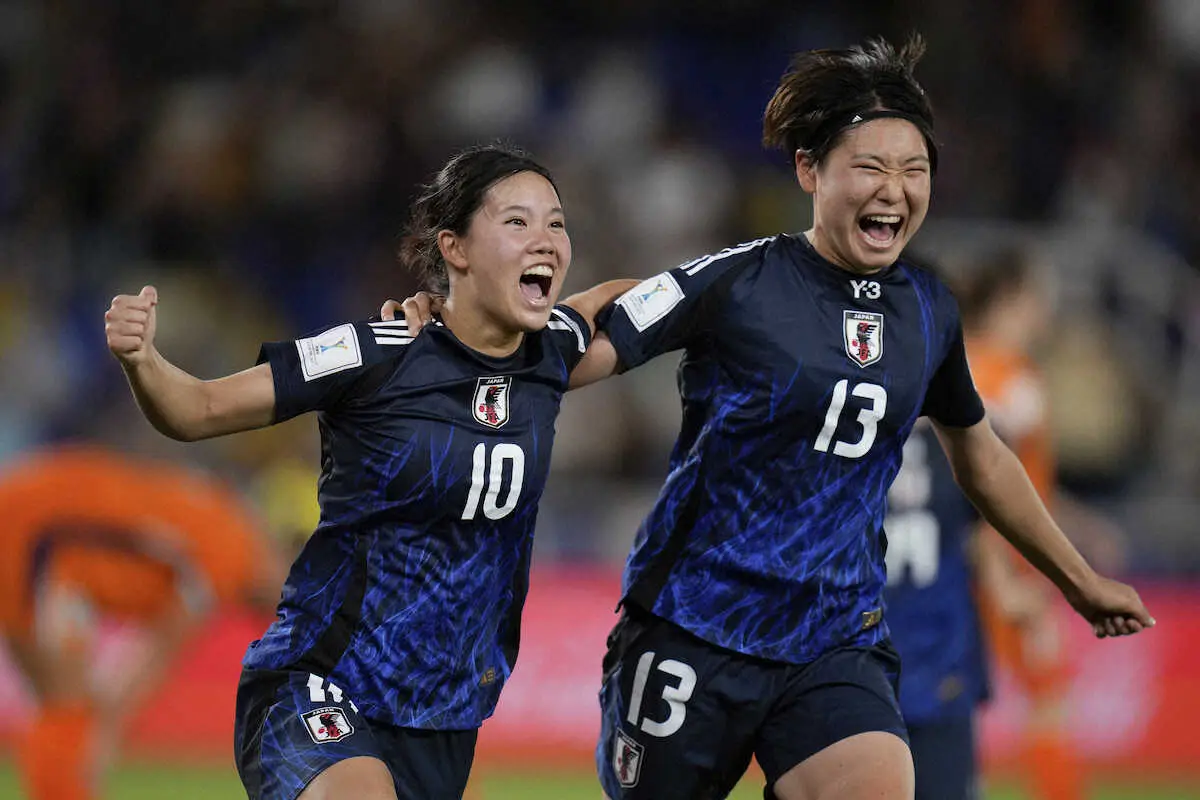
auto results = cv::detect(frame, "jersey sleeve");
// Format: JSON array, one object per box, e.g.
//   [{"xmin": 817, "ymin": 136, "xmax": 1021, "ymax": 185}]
[
  {"xmin": 599, "ymin": 243, "xmax": 766, "ymax": 371},
  {"xmin": 544, "ymin": 304, "xmax": 593, "ymax": 373},
  {"xmin": 257, "ymin": 320, "xmax": 404, "ymax": 423},
  {"xmin": 921, "ymin": 309, "xmax": 986, "ymax": 428}
]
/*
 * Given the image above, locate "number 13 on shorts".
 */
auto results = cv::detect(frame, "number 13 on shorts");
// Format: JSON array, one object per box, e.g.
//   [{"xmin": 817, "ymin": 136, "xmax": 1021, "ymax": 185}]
[{"xmin": 627, "ymin": 651, "xmax": 697, "ymax": 738}]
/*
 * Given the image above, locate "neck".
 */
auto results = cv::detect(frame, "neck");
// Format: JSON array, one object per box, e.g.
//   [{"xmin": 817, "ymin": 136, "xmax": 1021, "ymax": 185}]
[
  {"xmin": 803, "ymin": 228, "xmax": 886, "ymax": 276},
  {"xmin": 440, "ymin": 295, "xmax": 523, "ymax": 358}
]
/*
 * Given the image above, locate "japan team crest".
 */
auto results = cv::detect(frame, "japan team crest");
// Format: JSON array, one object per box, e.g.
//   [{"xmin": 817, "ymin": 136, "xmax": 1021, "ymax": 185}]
[
  {"xmin": 843, "ymin": 310, "xmax": 884, "ymax": 368},
  {"xmin": 473, "ymin": 376, "xmax": 512, "ymax": 429},
  {"xmin": 614, "ymin": 729, "xmax": 644, "ymax": 788},
  {"xmin": 301, "ymin": 707, "xmax": 354, "ymax": 743}
]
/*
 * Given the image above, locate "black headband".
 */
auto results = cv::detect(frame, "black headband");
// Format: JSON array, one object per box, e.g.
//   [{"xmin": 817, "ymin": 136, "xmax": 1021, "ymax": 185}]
[{"xmin": 802, "ymin": 108, "xmax": 939, "ymax": 171}]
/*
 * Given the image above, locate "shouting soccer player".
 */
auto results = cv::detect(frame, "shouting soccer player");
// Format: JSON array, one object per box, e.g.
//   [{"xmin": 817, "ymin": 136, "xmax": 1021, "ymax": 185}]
[{"xmin": 106, "ymin": 145, "xmax": 636, "ymax": 800}]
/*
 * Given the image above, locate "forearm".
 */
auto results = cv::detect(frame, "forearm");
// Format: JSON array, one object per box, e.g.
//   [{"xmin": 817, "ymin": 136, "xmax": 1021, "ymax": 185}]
[
  {"xmin": 562, "ymin": 278, "xmax": 639, "ymax": 334},
  {"xmin": 954, "ymin": 433, "xmax": 1094, "ymax": 596},
  {"xmin": 122, "ymin": 348, "xmax": 217, "ymax": 441},
  {"xmin": 122, "ymin": 350, "xmax": 275, "ymax": 441}
]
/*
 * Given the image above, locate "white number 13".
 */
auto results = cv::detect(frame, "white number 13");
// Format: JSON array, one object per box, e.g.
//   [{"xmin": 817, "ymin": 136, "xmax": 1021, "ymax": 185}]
[
  {"xmin": 814, "ymin": 379, "xmax": 888, "ymax": 458},
  {"xmin": 627, "ymin": 651, "xmax": 696, "ymax": 738}
]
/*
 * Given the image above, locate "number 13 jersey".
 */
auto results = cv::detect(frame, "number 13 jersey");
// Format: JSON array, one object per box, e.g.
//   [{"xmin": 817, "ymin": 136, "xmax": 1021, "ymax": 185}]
[
  {"xmin": 600, "ymin": 234, "xmax": 984, "ymax": 665},
  {"xmin": 243, "ymin": 308, "xmax": 590, "ymax": 729}
]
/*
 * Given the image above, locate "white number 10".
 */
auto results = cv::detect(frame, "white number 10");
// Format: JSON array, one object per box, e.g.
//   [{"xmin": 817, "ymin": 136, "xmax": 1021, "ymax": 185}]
[
  {"xmin": 461, "ymin": 443, "xmax": 525, "ymax": 520},
  {"xmin": 814, "ymin": 379, "xmax": 888, "ymax": 458}
]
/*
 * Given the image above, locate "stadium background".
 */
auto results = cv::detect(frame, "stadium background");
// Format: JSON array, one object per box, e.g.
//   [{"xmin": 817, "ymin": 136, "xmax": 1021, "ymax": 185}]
[{"xmin": 2, "ymin": 0, "xmax": 1199, "ymax": 797}]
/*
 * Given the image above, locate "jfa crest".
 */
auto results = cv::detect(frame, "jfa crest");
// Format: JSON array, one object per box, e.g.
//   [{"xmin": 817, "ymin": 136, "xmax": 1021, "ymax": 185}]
[
  {"xmin": 301, "ymin": 707, "xmax": 354, "ymax": 743},
  {"xmin": 843, "ymin": 311, "xmax": 884, "ymax": 368},
  {"xmin": 473, "ymin": 376, "xmax": 512, "ymax": 429},
  {"xmin": 614, "ymin": 729, "xmax": 644, "ymax": 788}
]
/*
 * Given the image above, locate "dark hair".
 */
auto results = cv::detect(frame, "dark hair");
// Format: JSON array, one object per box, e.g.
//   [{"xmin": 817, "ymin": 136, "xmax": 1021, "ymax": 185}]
[
  {"xmin": 762, "ymin": 34, "xmax": 937, "ymax": 171},
  {"xmin": 399, "ymin": 144, "xmax": 558, "ymax": 294},
  {"xmin": 957, "ymin": 246, "xmax": 1036, "ymax": 324}
]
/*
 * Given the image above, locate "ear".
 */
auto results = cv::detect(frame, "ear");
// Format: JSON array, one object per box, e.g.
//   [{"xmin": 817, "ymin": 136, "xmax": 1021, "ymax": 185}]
[
  {"xmin": 794, "ymin": 150, "xmax": 818, "ymax": 194},
  {"xmin": 437, "ymin": 230, "xmax": 469, "ymax": 273}
]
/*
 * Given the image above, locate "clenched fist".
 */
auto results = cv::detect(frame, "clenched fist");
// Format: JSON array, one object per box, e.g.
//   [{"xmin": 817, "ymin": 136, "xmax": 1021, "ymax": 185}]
[{"xmin": 105, "ymin": 286, "xmax": 158, "ymax": 367}]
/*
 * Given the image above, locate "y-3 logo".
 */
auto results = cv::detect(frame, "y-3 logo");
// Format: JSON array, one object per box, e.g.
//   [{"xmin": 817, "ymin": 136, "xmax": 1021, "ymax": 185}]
[{"xmin": 850, "ymin": 280, "xmax": 881, "ymax": 300}]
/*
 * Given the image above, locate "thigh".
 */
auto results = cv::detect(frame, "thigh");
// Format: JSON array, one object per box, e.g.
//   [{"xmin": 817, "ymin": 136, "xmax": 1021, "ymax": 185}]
[
  {"xmin": 907, "ymin": 716, "xmax": 980, "ymax": 800},
  {"xmin": 374, "ymin": 725, "xmax": 478, "ymax": 800},
  {"xmin": 757, "ymin": 642, "xmax": 909, "ymax": 793},
  {"xmin": 235, "ymin": 668, "xmax": 387, "ymax": 800},
  {"xmin": 595, "ymin": 610, "xmax": 762, "ymax": 800},
  {"xmin": 772, "ymin": 731, "xmax": 913, "ymax": 800}
]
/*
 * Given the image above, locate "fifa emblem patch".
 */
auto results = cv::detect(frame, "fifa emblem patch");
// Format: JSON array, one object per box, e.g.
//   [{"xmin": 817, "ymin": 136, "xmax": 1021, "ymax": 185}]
[
  {"xmin": 301, "ymin": 707, "xmax": 354, "ymax": 743},
  {"xmin": 843, "ymin": 311, "xmax": 884, "ymax": 368},
  {"xmin": 614, "ymin": 729, "xmax": 644, "ymax": 788},
  {"xmin": 296, "ymin": 323, "xmax": 362, "ymax": 382},
  {"xmin": 473, "ymin": 376, "xmax": 512, "ymax": 429},
  {"xmin": 617, "ymin": 272, "xmax": 684, "ymax": 332}
]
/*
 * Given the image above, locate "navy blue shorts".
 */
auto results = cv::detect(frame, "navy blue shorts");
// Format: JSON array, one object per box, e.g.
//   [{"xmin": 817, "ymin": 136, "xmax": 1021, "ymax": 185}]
[
  {"xmin": 596, "ymin": 608, "xmax": 908, "ymax": 799},
  {"xmin": 908, "ymin": 715, "xmax": 980, "ymax": 800},
  {"xmin": 235, "ymin": 668, "xmax": 477, "ymax": 800}
]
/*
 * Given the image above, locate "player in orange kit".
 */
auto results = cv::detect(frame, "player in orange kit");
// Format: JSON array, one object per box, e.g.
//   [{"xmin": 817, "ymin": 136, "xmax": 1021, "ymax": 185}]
[
  {"xmin": 961, "ymin": 248, "xmax": 1123, "ymax": 800},
  {"xmin": 0, "ymin": 446, "xmax": 284, "ymax": 800}
]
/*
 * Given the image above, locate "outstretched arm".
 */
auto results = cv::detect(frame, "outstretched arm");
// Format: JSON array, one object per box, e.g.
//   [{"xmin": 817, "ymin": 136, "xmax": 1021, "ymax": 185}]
[
  {"xmin": 934, "ymin": 416, "xmax": 1153, "ymax": 638},
  {"xmin": 105, "ymin": 286, "xmax": 275, "ymax": 441}
]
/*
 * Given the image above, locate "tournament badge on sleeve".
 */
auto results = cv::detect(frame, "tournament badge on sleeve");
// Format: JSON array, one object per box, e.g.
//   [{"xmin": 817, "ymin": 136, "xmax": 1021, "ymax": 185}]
[
  {"xmin": 614, "ymin": 729, "xmax": 645, "ymax": 788},
  {"xmin": 473, "ymin": 376, "xmax": 512, "ymax": 429},
  {"xmin": 843, "ymin": 311, "xmax": 884, "ymax": 368},
  {"xmin": 301, "ymin": 707, "xmax": 355, "ymax": 744}
]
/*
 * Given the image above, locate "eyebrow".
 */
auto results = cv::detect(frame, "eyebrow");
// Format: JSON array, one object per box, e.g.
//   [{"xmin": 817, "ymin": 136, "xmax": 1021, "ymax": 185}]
[
  {"xmin": 496, "ymin": 204, "xmax": 565, "ymax": 215},
  {"xmin": 851, "ymin": 153, "xmax": 931, "ymax": 166}
]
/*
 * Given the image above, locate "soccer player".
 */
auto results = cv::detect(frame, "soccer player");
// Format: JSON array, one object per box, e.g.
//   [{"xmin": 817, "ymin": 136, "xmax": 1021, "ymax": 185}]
[
  {"xmin": 387, "ymin": 40, "xmax": 1151, "ymax": 800},
  {"xmin": 567, "ymin": 36, "xmax": 1150, "ymax": 800},
  {"xmin": 883, "ymin": 421, "xmax": 989, "ymax": 800},
  {"xmin": 0, "ymin": 445, "xmax": 282, "ymax": 800},
  {"xmin": 105, "ymin": 145, "xmax": 635, "ymax": 800}
]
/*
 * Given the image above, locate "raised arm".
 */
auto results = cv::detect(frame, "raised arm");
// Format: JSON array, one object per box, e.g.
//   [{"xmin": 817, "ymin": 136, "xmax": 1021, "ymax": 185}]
[
  {"xmin": 933, "ymin": 416, "xmax": 1153, "ymax": 638},
  {"xmin": 105, "ymin": 286, "xmax": 275, "ymax": 441}
]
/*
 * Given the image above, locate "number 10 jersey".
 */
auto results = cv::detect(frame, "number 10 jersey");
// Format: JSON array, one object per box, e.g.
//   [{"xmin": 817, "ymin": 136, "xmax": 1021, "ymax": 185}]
[
  {"xmin": 600, "ymin": 234, "xmax": 984, "ymax": 666},
  {"xmin": 243, "ymin": 308, "xmax": 590, "ymax": 729}
]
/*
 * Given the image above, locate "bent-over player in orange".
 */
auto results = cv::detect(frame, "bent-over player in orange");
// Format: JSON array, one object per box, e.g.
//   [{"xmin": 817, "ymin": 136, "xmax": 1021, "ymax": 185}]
[
  {"xmin": 0, "ymin": 446, "xmax": 283, "ymax": 800},
  {"xmin": 962, "ymin": 249, "xmax": 1123, "ymax": 800}
]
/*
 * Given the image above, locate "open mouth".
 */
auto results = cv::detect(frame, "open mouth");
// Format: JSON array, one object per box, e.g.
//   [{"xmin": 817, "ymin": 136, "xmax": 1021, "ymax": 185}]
[
  {"xmin": 519, "ymin": 265, "xmax": 553, "ymax": 304},
  {"xmin": 858, "ymin": 214, "xmax": 903, "ymax": 247}
]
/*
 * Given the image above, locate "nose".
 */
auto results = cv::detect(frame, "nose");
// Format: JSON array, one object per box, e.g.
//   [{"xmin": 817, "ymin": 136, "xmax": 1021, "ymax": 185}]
[
  {"xmin": 528, "ymin": 228, "xmax": 556, "ymax": 256},
  {"xmin": 876, "ymin": 171, "xmax": 904, "ymax": 204}
]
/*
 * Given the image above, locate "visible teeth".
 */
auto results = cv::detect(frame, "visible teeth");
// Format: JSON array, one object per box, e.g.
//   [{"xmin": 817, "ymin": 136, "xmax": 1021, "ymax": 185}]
[
  {"xmin": 522, "ymin": 265, "xmax": 553, "ymax": 277},
  {"xmin": 865, "ymin": 214, "xmax": 901, "ymax": 224}
]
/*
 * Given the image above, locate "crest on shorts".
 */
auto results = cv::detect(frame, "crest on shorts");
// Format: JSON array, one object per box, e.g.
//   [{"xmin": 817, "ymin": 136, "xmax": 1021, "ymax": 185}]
[
  {"xmin": 614, "ymin": 729, "xmax": 644, "ymax": 788},
  {"xmin": 844, "ymin": 311, "xmax": 884, "ymax": 368},
  {"xmin": 301, "ymin": 707, "xmax": 354, "ymax": 743},
  {"xmin": 473, "ymin": 376, "xmax": 511, "ymax": 429}
]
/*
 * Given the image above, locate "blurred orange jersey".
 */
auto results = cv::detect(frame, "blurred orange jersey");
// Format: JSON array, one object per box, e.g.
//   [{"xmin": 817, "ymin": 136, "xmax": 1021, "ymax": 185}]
[
  {"xmin": 968, "ymin": 337, "xmax": 1069, "ymax": 695},
  {"xmin": 0, "ymin": 447, "xmax": 276, "ymax": 637}
]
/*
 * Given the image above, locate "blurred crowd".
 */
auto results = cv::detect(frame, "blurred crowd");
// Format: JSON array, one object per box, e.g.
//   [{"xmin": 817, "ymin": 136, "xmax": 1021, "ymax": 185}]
[{"xmin": 2, "ymin": 0, "xmax": 1200, "ymax": 571}]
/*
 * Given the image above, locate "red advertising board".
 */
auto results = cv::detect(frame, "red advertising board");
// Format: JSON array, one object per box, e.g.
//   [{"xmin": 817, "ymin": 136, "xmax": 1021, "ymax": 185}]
[{"xmin": 0, "ymin": 569, "xmax": 1195, "ymax": 777}]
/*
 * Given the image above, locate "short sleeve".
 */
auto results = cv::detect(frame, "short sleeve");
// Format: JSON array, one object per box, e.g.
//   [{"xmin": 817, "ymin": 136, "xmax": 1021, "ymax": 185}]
[
  {"xmin": 545, "ymin": 305, "xmax": 593, "ymax": 373},
  {"xmin": 600, "ymin": 242, "xmax": 761, "ymax": 371},
  {"xmin": 257, "ymin": 320, "xmax": 393, "ymax": 423},
  {"xmin": 921, "ymin": 318, "xmax": 986, "ymax": 428}
]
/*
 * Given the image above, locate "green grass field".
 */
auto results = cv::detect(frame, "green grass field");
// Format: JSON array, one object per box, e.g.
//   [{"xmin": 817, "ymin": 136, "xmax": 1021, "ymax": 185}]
[{"xmin": 1, "ymin": 761, "xmax": 1196, "ymax": 799}]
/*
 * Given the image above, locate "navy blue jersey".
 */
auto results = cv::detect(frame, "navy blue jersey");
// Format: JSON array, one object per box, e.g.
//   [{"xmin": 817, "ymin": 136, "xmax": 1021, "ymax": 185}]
[
  {"xmin": 242, "ymin": 307, "xmax": 591, "ymax": 729},
  {"xmin": 600, "ymin": 234, "xmax": 984, "ymax": 665},
  {"xmin": 884, "ymin": 423, "xmax": 989, "ymax": 722}
]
